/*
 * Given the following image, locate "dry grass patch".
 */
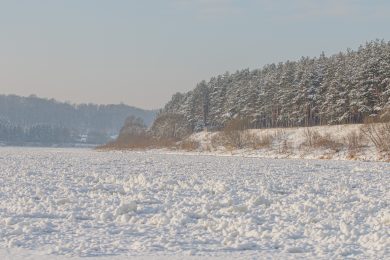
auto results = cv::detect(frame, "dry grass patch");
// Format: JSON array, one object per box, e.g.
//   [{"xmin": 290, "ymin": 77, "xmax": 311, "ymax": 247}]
[
  {"xmin": 343, "ymin": 130, "xmax": 366, "ymax": 159},
  {"xmin": 303, "ymin": 128, "xmax": 342, "ymax": 151},
  {"xmin": 242, "ymin": 131, "xmax": 273, "ymax": 149},
  {"xmin": 178, "ymin": 139, "xmax": 200, "ymax": 151},
  {"xmin": 98, "ymin": 135, "xmax": 177, "ymax": 150},
  {"xmin": 210, "ymin": 130, "xmax": 274, "ymax": 150}
]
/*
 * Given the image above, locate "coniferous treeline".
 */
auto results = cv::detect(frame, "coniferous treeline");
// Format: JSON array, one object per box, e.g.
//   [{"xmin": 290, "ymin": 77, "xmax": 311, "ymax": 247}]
[{"xmin": 151, "ymin": 40, "xmax": 390, "ymax": 138}]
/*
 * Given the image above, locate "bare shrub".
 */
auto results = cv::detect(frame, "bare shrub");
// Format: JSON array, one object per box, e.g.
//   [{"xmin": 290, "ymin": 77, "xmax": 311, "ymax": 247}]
[
  {"xmin": 98, "ymin": 115, "xmax": 153, "ymax": 150},
  {"xmin": 150, "ymin": 113, "xmax": 192, "ymax": 140},
  {"xmin": 344, "ymin": 131, "xmax": 365, "ymax": 151},
  {"xmin": 303, "ymin": 128, "xmax": 321, "ymax": 147},
  {"xmin": 210, "ymin": 132, "xmax": 225, "ymax": 149},
  {"xmin": 278, "ymin": 139, "xmax": 292, "ymax": 154},
  {"xmin": 359, "ymin": 107, "xmax": 390, "ymax": 153},
  {"xmin": 218, "ymin": 118, "xmax": 252, "ymax": 148},
  {"xmin": 361, "ymin": 122, "xmax": 390, "ymax": 152},
  {"xmin": 223, "ymin": 129, "xmax": 244, "ymax": 148},
  {"xmin": 303, "ymin": 128, "xmax": 341, "ymax": 151}
]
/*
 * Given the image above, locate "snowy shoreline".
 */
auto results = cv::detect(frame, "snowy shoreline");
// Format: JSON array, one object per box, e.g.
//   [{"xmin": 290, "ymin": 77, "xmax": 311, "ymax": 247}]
[{"xmin": 170, "ymin": 124, "xmax": 390, "ymax": 162}]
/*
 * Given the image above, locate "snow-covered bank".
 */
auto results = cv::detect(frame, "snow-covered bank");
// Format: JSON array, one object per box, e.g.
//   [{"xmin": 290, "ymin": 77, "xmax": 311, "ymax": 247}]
[
  {"xmin": 184, "ymin": 124, "xmax": 390, "ymax": 162},
  {"xmin": 0, "ymin": 147, "xmax": 389, "ymax": 259}
]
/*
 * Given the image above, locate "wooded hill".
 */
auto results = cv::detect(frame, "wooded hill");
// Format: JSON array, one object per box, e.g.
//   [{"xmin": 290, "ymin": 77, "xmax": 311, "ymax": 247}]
[
  {"xmin": 150, "ymin": 40, "xmax": 390, "ymax": 139},
  {"xmin": 0, "ymin": 95, "xmax": 156, "ymax": 145}
]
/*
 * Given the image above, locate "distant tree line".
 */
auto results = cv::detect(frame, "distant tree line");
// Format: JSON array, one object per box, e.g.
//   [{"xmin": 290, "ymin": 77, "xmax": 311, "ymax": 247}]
[
  {"xmin": 0, "ymin": 94, "xmax": 156, "ymax": 133},
  {"xmin": 0, "ymin": 121, "xmax": 71, "ymax": 145},
  {"xmin": 151, "ymin": 39, "xmax": 390, "ymax": 138},
  {"xmin": 0, "ymin": 95, "xmax": 157, "ymax": 145},
  {"xmin": 0, "ymin": 120, "xmax": 114, "ymax": 145}
]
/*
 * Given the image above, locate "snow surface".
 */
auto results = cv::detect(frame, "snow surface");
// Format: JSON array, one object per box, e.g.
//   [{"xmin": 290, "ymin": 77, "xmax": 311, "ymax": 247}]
[{"xmin": 0, "ymin": 147, "xmax": 389, "ymax": 259}]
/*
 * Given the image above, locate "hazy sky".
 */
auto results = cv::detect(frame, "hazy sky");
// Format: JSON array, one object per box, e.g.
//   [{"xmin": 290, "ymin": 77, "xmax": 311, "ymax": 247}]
[{"xmin": 1, "ymin": 0, "xmax": 390, "ymax": 109}]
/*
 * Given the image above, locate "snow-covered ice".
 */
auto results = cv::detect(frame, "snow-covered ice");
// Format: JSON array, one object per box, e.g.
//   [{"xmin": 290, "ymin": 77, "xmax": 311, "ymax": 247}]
[{"xmin": 0, "ymin": 147, "xmax": 389, "ymax": 259}]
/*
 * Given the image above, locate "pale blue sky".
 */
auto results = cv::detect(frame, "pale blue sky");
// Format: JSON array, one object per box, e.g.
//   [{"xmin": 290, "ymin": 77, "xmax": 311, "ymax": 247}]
[{"xmin": 1, "ymin": 0, "xmax": 389, "ymax": 109}]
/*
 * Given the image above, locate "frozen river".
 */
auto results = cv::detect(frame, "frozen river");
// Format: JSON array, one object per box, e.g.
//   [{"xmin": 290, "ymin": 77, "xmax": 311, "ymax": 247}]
[{"xmin": 0, "ymin": 147, "xmax": 388, "ymax": 259}]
